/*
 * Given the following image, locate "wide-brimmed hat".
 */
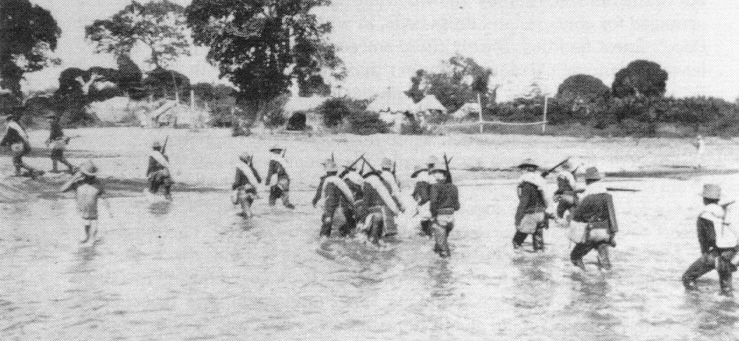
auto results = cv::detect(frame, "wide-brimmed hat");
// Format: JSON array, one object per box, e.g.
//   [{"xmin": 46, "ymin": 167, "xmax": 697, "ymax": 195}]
[
  {"xmin": 322, "ymin": 159, "xmax": 338, "ymax": 173},
  {"xmin": 702, "ymin": 183, "xmax": 721, "ymax": 200},
  {"xmin": 380, "ymin": 158, "xmax": 393, "ymax": 169},
  {"xmin": 410, "ymin": 164, "xmax": 426, "ymax": 178},
  {"xmin": 79, "ymin": 160, "xmax": 98, "ymax": 177},
  {"xmin": 152, "ymin": 141, "xmax": 162, "ymax": 149},
  {"xmin": 584, "ymin": 167, "xmax": 602, "ymax": 180},
  {"xmin": 269, "ymin": 145, "xmax": 283, "ymax": 152},
  {"xmin": 427, "ymin": 155, "xmax": 438, "ymax": 166},
  {"xmin": 518, "ymin": 158, "xmax": 539, "ymax": 169}
]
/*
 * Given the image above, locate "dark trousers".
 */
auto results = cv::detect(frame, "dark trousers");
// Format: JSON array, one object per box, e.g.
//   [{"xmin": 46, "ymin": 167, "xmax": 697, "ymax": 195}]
[
  {"xmin": 571, "ymin": 242, "xmax": 612, "ymax": 269},
  {"xmin": 513, "ymin": 227, "xmax": 544, "ymax": 250},
  {"xmin": 320, "ymin": 207, "xmax": 355, "ymax": 237},
  {"xmin": 148, "ymin": 171, "xmax": 172, "ymax": 195},
  {"xmin": 51, "ymin": 149, "xmax": 74, "ymax": 172},
  {"xmin": 557, "ymin": 200, "xmax": 576, "ymax": 219},
  {"xmin": 682, "ymin": 249, "xmax": 737, "ymax": 293},
  {"xmin": 269, "ymin": 186, "xmax": 292, "ymax": 207}
]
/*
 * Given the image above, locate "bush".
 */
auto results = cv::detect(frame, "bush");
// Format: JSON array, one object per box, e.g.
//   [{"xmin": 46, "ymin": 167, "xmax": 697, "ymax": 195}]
[
  {"xmin": 317, "ymin": 98, "xmax": 350, "ymax": 127},
  {"xmin": 346, "ymin": 111, "xmax": 389, "ymax": 135}
]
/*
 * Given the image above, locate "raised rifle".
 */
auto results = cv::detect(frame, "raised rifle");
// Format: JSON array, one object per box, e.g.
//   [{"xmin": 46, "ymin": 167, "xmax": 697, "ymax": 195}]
[
  {"xmin": 362, "ymin": 156, "xmax": 379, "ymax": 174},
  {"xmin": 541, "ymin": 157, "xmax": 571, "ymax": 178},
  {"xmin": 339, "ymin": 154, "xmax": 365, "ymax": 177},
  {"xmin": 161, "ymin": 136, "xmax": 169, "ymax": 154},
  {"xmin": 443, "ymin": 153, "xmax": 453, "ymax": 183},
  {"xmin": 721, "ymin": 200, "xmax": 736, "ymax": 209}
]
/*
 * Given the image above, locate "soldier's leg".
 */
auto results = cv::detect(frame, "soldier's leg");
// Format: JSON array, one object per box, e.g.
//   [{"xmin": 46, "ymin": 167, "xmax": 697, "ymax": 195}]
[
  {"xmin": 681, "ymin": 254, "xmax": 716, "ymax": 290},
  {"xmin": 570, "ymin": 242, "xmax": 595, "ymax": 270},
  {"xmin": 420, "ymin": 220, "xmax": 432, "ymax": 237},
  {"xmin": 320, "ymin": 212, "xmax": 332, "ymax": 237},
  {"xmin": 717, "ymin": 250, "xmax": 737, "ymax": 296},
  {"xmin": 596, "ymin": 243, "xmax": 612, "ymax": 270},
  {"xmin": 339, "ymin": 208, "xmax": 354, "ymax": 237},
  {"xmin": 431, "ymin": 218, "xmax": 445, "ymax": 255},
  {"xmin": 532, "ymin": 225, "xmax": 545, "ymax": 251},
  {"xmin": 269, "ymin": 186, "xmax": 279, "ymax": 206},
  {"xmin": 59, "ymin": 153, "xmax": 75, "ymax": 173},
  {"xmin": 51, "ymin": 158, "xmax": 59, "ymax": 172},
  {"xmin": 512, "ymin": 231, "xmax": 528, "ymax": 248},
  {"xmin": 369, "ymin": 213, "xmax": 384, "ymax": 245},
  {"xmin": 281, "ymin": 191, "xmax": 295, "ymax": 209}
]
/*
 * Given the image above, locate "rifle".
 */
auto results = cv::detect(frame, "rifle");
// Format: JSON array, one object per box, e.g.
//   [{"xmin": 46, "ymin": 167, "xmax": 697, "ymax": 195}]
[
  {"xmin": 339, "ymin": 154, "xmax": 365, "ymax": 177},
  {"xmin": 362, "ymin": 156, "xmax": 379, "ymax": 174},
  {"xmin": 331, "ymin": 152, "xmax": 335, "ymax": 162},
  {"xmin": 161, "ymin": 136, "xmax": 169, "ymax": 154},
  {"xmin": 721, "ymin": 200, "xmax": 736, "ymax": 209},
  {"xmin": 443, "ymin": 153, "xmax": 453, "ymax": 183},
  {"xmin": 541, "ymin": 157, "xmax": 571, "ymax": 178}
]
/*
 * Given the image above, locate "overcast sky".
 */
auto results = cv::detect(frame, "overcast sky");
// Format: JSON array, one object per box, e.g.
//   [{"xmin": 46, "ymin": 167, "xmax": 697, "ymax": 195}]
[{"xmin": 23, "ymin": 0, "xmax": 739, "ymax": 101}]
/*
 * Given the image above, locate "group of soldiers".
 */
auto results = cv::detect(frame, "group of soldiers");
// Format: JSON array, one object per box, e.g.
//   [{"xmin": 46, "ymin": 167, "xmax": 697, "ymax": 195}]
[
  {"xmin": 2, "ymin": 112, "xmax": 738, "ymax": 295},
  {"xmin": 231, "ymin": 149, "xmax": 460, "ymax": 257}
]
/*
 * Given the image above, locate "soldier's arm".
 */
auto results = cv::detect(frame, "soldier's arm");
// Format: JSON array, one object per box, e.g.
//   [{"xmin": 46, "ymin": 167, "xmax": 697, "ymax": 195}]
[
  {"xmin": 429, "ymin": 185, "xmax": 439, "ymax": 217},
  {"xmin": 606, "ymin": 194, "xmax": 618, "ymax": 233},
  {"xmin": 312, "ymin": 176, "xmax": 326, "ymax": 207},
  {"xmin": 515, "ymin": 185, "xmax": 531, "ymax": 226},
  {"xmin": 232, "ymin": 168, "xmax": 244, "ymax": 190},
  {"xmin": 250, "ymin": 164, "xmax": 262, "ymax": 183}
]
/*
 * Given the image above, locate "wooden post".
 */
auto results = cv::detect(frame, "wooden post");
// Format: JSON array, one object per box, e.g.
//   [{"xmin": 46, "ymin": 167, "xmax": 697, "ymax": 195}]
[
  {"xmin": 542, "ymin": 96, "xmax": 548, "ymax": 134},
  {"xmin": 190, "ymin": 89, "xmax": 195, "ymax": 110},
  {"xmin": 477, "ymin": 93, "xmax": 483, "ymax": 133}
]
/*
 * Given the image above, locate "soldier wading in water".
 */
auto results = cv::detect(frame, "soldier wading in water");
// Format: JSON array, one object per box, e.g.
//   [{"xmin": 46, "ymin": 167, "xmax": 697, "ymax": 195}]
[
  {"xmin": 147, "ymin": 140, "xmax": 173, "ymax": 200},
  {"xmin": 569, "ymin": 167, "xmax": 618, "ymax": 271},
  {"xmin": 313, "ymin": 159, "xmax": 356, "ymax": 238},
  {"xmin": 428, "ymin": 164, "xmax": 460, "ymax": 257},
  {"xmin": 513, "ymin": 159, "xmax": 552, "ymax": 252},
  {"xmin": 46, "ymin": 114, "xmax": 76, "ymax": 174},
  {"xmin": 1, "ymin": 112, "xmax": 44, "ymax": 178},
  {"xmin": 682, "ymin": 184, "xmax": 738, "ymax": 297},
  {"xmin": 232, "ymin": 152, "xmax": 262, "ymax": 218},
  {"xmin": 265, "ymin": 145, "xmax": 295, "ymax": 209}
]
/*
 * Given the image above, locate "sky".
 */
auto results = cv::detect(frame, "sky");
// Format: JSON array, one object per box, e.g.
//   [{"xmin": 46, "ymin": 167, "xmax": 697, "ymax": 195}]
[{"xmin": 22, "ymin": 0, "xmax": 739, "ymax": 102}]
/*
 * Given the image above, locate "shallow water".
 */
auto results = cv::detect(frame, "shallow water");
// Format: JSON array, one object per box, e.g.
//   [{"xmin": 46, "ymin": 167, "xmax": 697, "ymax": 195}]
[{"xmin": 2, "ymin": 176, "xmax": 739, "ymax": 340}]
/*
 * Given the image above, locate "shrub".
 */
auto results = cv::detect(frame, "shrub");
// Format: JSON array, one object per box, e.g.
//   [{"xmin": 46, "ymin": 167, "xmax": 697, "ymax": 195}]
[
  {"xmin": 346, "ymin": 111, "xmax": 389, "ymax": 135},
  {"xmin": 317, "ymin": 98, "xmax": 349, "ymax": 127}
]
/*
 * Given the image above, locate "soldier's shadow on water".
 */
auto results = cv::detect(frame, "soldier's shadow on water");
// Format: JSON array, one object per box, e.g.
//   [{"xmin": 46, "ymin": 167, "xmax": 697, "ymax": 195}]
[
  {"xmin": 148, "ymin": 201, "xmax": 172, "ymax": 216},
  {"xmin": 428, "ymin": 259, "xmax": 456, "ymax": 298},
  {"xmin": 684, "ymin": 291, "xmax": 739, "ymax": 337},
  {"xmin": 509, "ymin": 254, "xmax": 557, "ymax": 309},
  {"xmin": 565, "ymin": 273, "xmax": 626, "ymax": 339}
]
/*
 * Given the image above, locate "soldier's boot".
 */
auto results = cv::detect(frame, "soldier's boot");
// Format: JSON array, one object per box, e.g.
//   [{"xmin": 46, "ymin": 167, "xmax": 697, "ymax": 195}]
[
  {"xmin": 282, "ymin": 192, "xmax": 295, "ymax": 209},
  {"xmin": 572, "ymin": 258, "xmax": 586, "ymax": 271}
]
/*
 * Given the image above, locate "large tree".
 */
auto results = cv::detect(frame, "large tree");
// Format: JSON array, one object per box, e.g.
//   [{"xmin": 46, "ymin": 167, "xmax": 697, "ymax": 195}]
[
  {"xmin": 85, "ymin": 0, "xmax": 190, "ymax": 69},
  {"xmin": 0, "ymin": 0, "xmax": 61, "ymax": 98},
  {"xmin": 407, "ymin": 55, "xmax": 493, "ymax": 112},
  {"xmin": 612, "ymin": 60, "xmax": 668, "ymax": 98},
  {"xmin": 556, "ymin": 74, "xmax": 610, "ymax": 103},
  {"xmin": 186, "ymin": 0, "xmax": 343, "ymax": 120}
]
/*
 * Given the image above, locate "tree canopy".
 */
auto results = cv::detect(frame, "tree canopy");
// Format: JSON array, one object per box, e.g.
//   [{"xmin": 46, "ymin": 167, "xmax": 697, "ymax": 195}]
[
  {"xmin": 612, "ymin": 60, "xmax": 668, "ymax": 98},
  {"xmin": 186, "ymin": 0, "xmax": 343, "ymax": 111},
  {"xmin": 0, "ymin": 0, "xmax": 61, "ymax": 97},
  {"xmin": 556, "ymin": 74, "xmax": 610, "ymax": 103},
  {"xmin": 85, "ymin": 0, "xmax": 190, "ymax": 69},
  {"xmin": 406, "ymin": 55, "xmax": 493, "ymax": 112}
]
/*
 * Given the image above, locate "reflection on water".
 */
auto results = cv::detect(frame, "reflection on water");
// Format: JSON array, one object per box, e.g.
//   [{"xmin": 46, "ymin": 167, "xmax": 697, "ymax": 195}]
[{"xmin": 2, "ymin": 177, "xmax": 739, "ymax": 339}]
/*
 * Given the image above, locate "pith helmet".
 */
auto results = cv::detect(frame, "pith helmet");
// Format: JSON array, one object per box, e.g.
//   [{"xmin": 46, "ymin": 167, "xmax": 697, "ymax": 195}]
[
  {"xmin": 152, "ymin": 141, "xmax": 162, "ymax": 149},
  {"xmin": 702, "ymin": 184, "xmax": 721, "ymax": 200},
  {"xmin": 561, "ymin": 159, "xmax": 574, "ymax": 170},
  {"xmin": 381, "ymin": 158, "xmax": 393, "ymax": 169},
  {"xmin": 584, "ymin": 167, "xmax": 602, "ymax": 180},
  {"xmin": 322, "ymin": 159, "xmax": 338, "ymax": 173},
  {"xmin": 239, "ymin": 152, "xmax": 252, "ymax": 162},
  {"xmin": 411, "ymin": 164, "xmax": 425, "ymax": 178},
  {"xmin": 518, "ymin": 158, "xmax": 539, "ymax": 169},
  {"xmin": 427, "ymin": 155, "xmax": 438, "ymax": 166},
  {"xmin": 79, "ymin": 160, "xmax": 98, "ymax": 177}
]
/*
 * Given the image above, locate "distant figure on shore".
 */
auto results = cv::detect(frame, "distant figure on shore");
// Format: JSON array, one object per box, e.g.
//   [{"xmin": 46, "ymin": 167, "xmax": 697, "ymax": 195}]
[
  {"xmin": 265, "ymin": 145, "xmax": 295, "ymax": 209},
  {"xmin": 147, "ymin": 140, "xmax": 173, "ymax": 200},
  {"xmin": 1, "ymin": 113, "xmax": 43, "ymax": 178},
  {"xmin": 682, "ymin": 184, "xmax": 738, "ymax": 297},
  {"xmin": 61, "ymin": 161, "xmax": 105, "ymax": 244},
  {"xmin": 569, "ymin": 167, "xmax": 618, "ymax": 271},
  {"xmin": 45, "ymin": 114, "xmax": 75, "ymax": 174},
  {"xmin": 693, "ymin": 135, "xmax": 705, "ymax": 169},
  {"xmin": 513, "ymin": 158, "xmax": 550, "ymax": 252},
  {"xmin": 232, "ymin": 152, "xmax": 261, "ymax": 218}
]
